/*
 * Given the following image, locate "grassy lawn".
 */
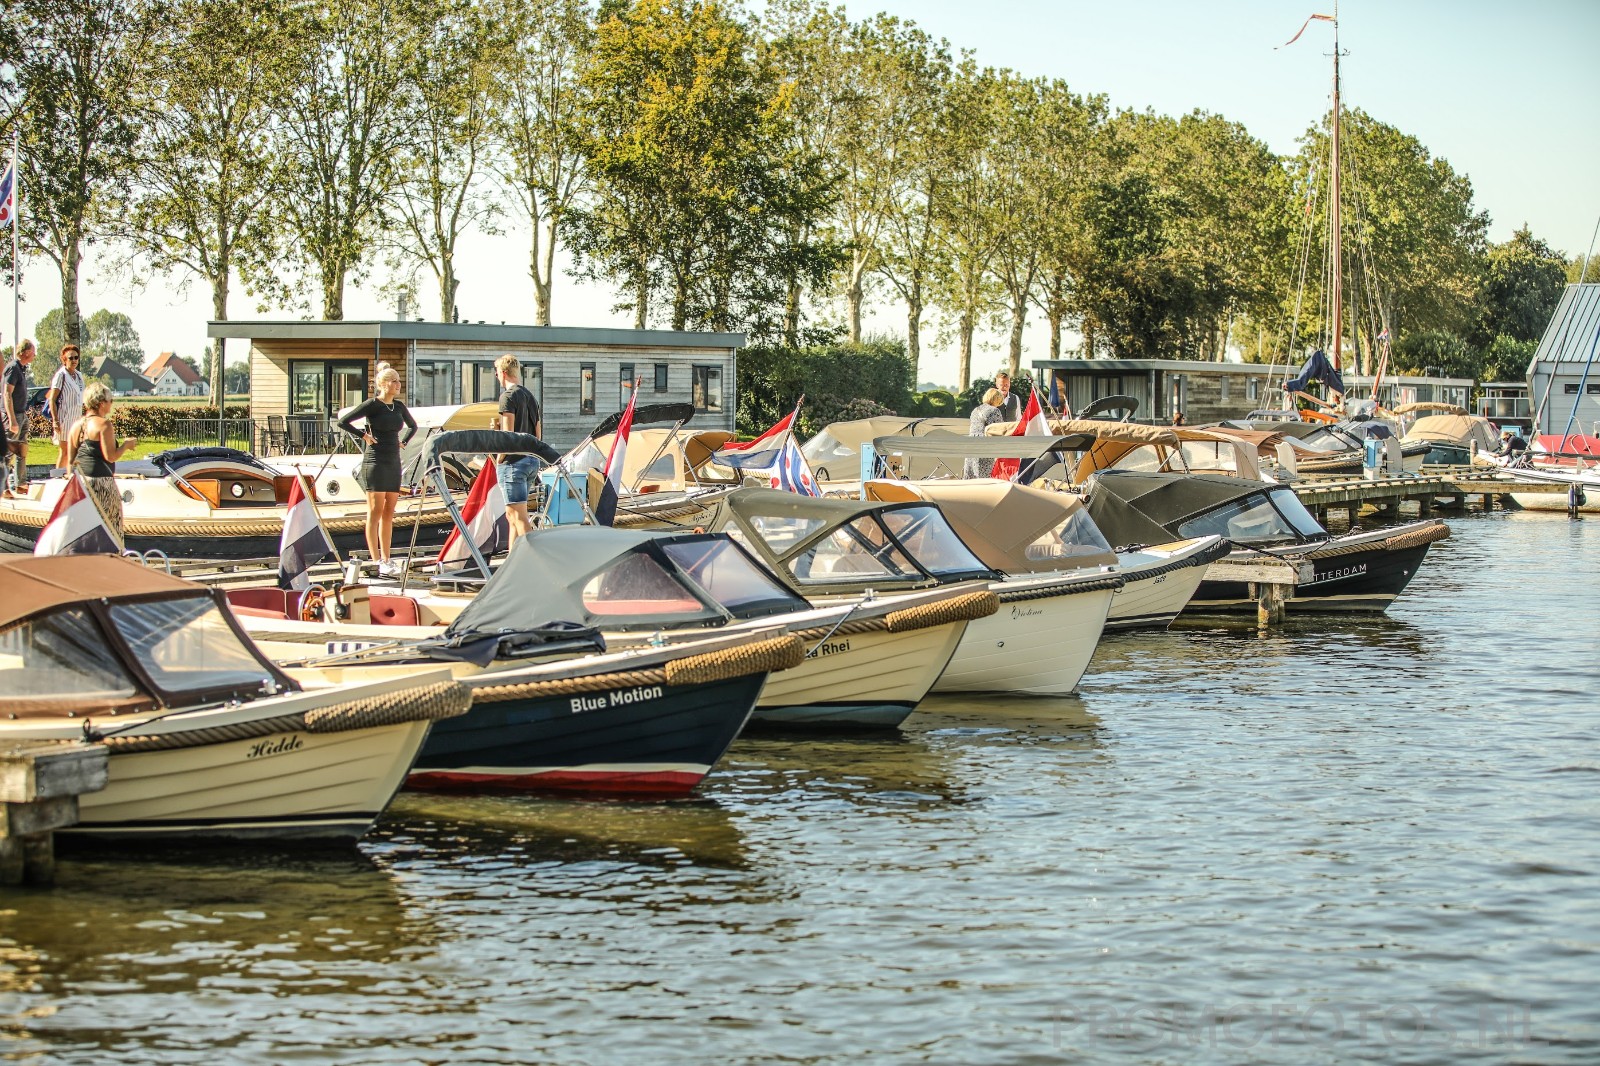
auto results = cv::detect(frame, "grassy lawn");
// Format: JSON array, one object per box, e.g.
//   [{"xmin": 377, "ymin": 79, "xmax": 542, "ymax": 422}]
[{"xmin": 25, "ymin": 437, "xmax": 183, "ymax": 467}]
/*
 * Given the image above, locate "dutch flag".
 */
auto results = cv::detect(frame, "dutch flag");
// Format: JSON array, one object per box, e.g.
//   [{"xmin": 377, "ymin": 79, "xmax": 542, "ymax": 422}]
[
  {"xmin": 278, "ymin": 473, "xmax": 335, "ymax": 590},
  {"xmin": 991, "ymin": 388, "xmax": 1049, "ymax": 484},
  {"xmin": 34, "ymin": 474, "xmax": 118, "ymax": 556},
  {"xmin": 594, "ymin": 381, "xmax": 639, "ymax": 526},
  {"xmin": 436, "ymin": 459, "xmax": 509, "ymax": 569}
]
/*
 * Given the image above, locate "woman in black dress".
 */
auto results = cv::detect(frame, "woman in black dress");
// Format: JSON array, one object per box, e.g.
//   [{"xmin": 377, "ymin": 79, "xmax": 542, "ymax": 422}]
[{"xmin": 336, "ymin": 363, "xmax": 417, "ymax": 575}]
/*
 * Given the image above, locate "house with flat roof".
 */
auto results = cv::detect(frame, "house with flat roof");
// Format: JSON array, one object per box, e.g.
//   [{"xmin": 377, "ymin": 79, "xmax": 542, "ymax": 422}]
[
  {"xmin": 1031, "ymin": 357, "xmax": 1474, "ymax": 424},
  {"xmin": 209, "ymin": 319, "xmax": 743, "ymax": 451}
]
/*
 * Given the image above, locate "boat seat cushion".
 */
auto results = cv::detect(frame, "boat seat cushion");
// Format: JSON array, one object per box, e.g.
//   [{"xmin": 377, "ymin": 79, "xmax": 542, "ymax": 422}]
[{"xmin": 369, "ymin": 595, "xmax": 420, "ymax": 626}]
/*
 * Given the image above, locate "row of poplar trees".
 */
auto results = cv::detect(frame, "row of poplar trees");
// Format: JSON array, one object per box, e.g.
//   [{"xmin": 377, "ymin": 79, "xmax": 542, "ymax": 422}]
[{"xmin": 0, "ymin": 0, "xmax": 1538, "ymax": 398}]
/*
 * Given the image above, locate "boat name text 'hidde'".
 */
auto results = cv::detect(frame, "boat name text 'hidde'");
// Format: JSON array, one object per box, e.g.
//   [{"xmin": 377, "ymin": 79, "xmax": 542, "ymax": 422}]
[
  {"xmin": 247, "ymin": 734, "xmax": 305, "ymax": 759},
  {"xmin": 571, "ymin": 685, "xmax": 666, "ymax": 714}
]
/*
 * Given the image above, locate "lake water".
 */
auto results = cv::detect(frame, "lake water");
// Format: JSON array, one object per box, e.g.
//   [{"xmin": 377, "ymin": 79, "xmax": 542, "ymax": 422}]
[{"xmin": 3, "ymin": 511, "xmax": 1597, "ymax": 1064}]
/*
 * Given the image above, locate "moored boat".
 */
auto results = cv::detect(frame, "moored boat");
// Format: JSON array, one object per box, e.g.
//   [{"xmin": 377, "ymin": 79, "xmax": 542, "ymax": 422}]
[{"xmin": 0, "ymin": 554, "xmax": 468, "ymax": 841}]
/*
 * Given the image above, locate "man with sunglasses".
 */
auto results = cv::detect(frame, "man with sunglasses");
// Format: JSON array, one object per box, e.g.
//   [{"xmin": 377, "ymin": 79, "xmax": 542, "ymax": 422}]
[
  {"xmin": 47, "ymin": 343, "xmax": 86, "ymax": 473},
  {"xmin": 2, "ymin": 338, "xmax": 36, "ymax": 497}
]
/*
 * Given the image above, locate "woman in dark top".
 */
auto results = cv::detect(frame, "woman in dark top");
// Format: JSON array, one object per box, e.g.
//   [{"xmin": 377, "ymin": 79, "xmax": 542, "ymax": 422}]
[
  {"xmin": 65, "ymin": 381, "xmax": 138, "ymax": 550},
  {"xmin": 336, "ymin": 363, "xmax": 417, "ymax": 576}
]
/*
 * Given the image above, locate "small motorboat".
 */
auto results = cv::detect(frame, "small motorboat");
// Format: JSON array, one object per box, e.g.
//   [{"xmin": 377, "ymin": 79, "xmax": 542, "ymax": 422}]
[
  {"xmin": 1081, "ymin": 469, "xmax": 1450, "ymax": 613},
  {"xmin": 228, "ymin": 526, "xmax": 996, "ymax": 730},
  {"xmin": 1398, "ymin": 409, "xmax": 1500, "ymax": 467},
  {"xmin": 863, "ymin": 478, "xmax": 1228, "ymax": 631},
  {"xmin": 0, "ymin": 554, "xmax": 468, "ymax": 840},
  {"xmin": 692, "ymin": 487, "xmax": 1118, "ymax": 696},
  {"xmin": 0, "ymin": 446, "xmax": 458, "ymax": 558}
]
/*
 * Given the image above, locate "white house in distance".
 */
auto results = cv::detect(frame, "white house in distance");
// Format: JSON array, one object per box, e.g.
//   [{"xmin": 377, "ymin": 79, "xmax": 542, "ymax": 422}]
[{"xmin": 143, "ymin": 352, "xmax": 209, "ymax": 397}]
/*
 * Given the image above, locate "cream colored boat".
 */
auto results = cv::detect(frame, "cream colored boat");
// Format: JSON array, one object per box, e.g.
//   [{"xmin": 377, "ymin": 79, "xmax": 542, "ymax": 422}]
[{"xmin": 0, "ymin": 555, "xmax": 467, "ymax": 841}]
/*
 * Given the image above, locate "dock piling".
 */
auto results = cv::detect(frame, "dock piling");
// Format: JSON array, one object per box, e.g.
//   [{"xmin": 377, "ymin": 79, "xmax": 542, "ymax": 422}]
[{"xmin": 0, "ymin": 744, "xmax": 109, "ymax": 885}]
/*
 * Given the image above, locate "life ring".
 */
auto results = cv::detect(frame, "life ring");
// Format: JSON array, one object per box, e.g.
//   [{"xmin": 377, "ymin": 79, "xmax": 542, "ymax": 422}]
[{"xmin": 298, "ymin": 584, "xmax": 328, "ymax": 622}]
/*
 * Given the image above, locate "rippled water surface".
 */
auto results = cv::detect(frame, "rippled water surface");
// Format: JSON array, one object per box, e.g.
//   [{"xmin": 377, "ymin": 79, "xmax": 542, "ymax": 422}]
[{"xmin": 3, "ymin": 512, "xmax": 1597, "ymax": 1064}]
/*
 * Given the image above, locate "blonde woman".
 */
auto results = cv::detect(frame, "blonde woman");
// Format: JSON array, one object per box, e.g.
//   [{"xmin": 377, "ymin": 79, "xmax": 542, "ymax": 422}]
[
  {"xmin": 65, "ymin": 382, "xmax": 138, "ymax": 549},
  {"xmin": 335, "ymin": 362, "xmax": 417, "ymax": 575},
  {"xmin": 964, "ymin": 387, "xmax": 1005, "ymax": 478}
]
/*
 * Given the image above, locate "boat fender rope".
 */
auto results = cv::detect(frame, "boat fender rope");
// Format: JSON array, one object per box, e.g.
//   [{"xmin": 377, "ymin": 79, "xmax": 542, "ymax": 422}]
[
  {"xmin": 995, "ymin": 576, "xmax": 1124, "ymax": 604},
  {"xmin": 665, "ymin": 634, "xmax": 805, "ymax": 685},
  {"xmin": 884, "ymin": 590, "xmax": 1000, "ymax": 633},
  {"xmin": 302, "ymin": 680, "xmax": 470, "ymax": 732}
]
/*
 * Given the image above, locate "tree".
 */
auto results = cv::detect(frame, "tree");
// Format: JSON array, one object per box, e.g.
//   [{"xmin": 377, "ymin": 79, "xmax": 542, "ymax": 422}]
[
  {"xmin": 126, "ymin": 0, "xmax": 302, "ymax": 409},
  {"xmin": 491, "ymin": 0, "xmax": 593, "ymax": 325},
  {"xmin": 1476, "ymin": 226, "xmax": 1567, "ymax": 347},
  {"xmin": 32, "ymin": 308, "xmax": 83, "ymax": 382},
  {"xmin": 390, "ymin": 0, "xmax": 505, "ymax": 323},
  {"xmin": 1029, "ymin": 82, "xmax": 1109, "ymax": 361},
  {"xmin": 272, "ymin": 0, "xmax": 411, "ymax": 318},
  {"xmin": 1392, "ymin": 328, "xmax": 1475, "ymax": 379},
  {"xmin": 1, "ymin": 0, "xmax": 155, "ymax": 348},
  {"xmin": 571, "ymin": 0, "xmax": 834, "ymax": 336},
  {"xmin": 83, "ymin": 308, "xmax": 145, "ymax": 370}
]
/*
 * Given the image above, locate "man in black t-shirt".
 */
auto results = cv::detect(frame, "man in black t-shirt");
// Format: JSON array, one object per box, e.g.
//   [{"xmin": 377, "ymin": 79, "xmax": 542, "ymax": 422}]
[
  {"xmin": 2, "ymin": 340, "xmax": 36, "ymax": 498},
  {"xmin": 495, "ymin": 353, "xmax": 543, "ymax": 543}
]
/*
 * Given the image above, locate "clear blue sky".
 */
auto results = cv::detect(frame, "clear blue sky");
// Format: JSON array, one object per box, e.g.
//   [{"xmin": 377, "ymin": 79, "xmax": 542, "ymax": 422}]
[{"xmin": 17, "ymin": 0, "xmax": 1600, "ymax": 386}]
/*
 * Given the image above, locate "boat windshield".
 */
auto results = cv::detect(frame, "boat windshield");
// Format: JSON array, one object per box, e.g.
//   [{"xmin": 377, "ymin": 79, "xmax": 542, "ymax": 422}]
[
  {"xmin": 1177, "ymin": 493, "xmax": 1307, "ymax": 544},
  {"xmin": 109, "ymin": 596, "xmax": 278, "ymax": 697},
  {"xmin": 0, "ymin": 607, "xmax": 140, "ymax": 705},
  {"xmin": 1025, "ymin": 508, "xmax": 1116, "ymax": 564},
  {"xmin": 660, "ymin": 539, "xmax": 809, "ymax": 618},
  {"xmin": 744, "ymin": 513, "xmax": 830, "ymax": 554},
  {"xmin": 878, "ymin": 506, "xmax": 991, "ymax": 578},
  {"xmin": 1267, "ymin": 487, "xmax": 1327, "ymax": 537},
  {"xmin": 791, "ymin": 517, "xmax": 922, "ymax": 584},
  {"xmin": 579, "ymin": 552, "xmax": 713, "ymax": 621}
]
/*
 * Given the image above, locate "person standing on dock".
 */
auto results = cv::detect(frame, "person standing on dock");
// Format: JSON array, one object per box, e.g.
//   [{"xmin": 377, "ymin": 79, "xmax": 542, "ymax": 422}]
[
  {"xmin": 493, "ymin": 353, "xmax": 542, "ymax": 547},
  {"xmin": 335, "ymin": 362, "xmax": 417, "ymax": 576},
  {"xmin": 994, "ymin": 372, "xmax": 1023, "ymax": 423},
  {"xmin": 2, "ymin": 339, "xmax": 35, "ymax": 498},
  {"xmin": 46, "ymin": 343, "xmax": 85, "ymax": 474},
  {"xmin": 65, "ymin": 381, "xmax": 138, "ymax": 549}
]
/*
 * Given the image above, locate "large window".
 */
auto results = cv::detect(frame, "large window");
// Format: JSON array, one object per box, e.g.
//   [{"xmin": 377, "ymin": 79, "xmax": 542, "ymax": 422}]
[
  {"xmin": 289, "ymin": 362, "xmax": 325, "ymax": 415},
  {"xmin": 414, "ymin": 359, "xmax": 454, "ymax": 406},
  {"xmin": 692, "ymin": 365, "xmax": 722, "ymax": 413},
  {"xmin": 580, "ymin": 363, "xmax": 596, "ymax": 415}
]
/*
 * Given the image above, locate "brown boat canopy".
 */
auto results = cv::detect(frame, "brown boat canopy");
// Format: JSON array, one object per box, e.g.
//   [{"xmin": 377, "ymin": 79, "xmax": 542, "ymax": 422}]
[
  {"xmin": 864, "ymin": 479, "xmax": 1118, "ymax": 572},
  {"xmin": 1394, "ymin": 401, "xmax": 1466, "ymax": 415},
  {"xmin": 0, "ymin": 554, "xmax": 201, "ymax": 632}
]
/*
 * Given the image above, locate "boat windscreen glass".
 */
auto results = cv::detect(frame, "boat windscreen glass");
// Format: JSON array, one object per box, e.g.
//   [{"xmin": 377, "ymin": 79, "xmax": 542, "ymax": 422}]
[
  {"xmin": 1176, "ymin": 494, "xmax": 1306, "ymax": 544},
  {"xmin": 661, "ymin": 539, "xmax": 809, "ymax": 618},
  {"xmin": 1028, "ymin": 508, "xmax": 1116, "ymax": 563},
  {"xmin": 878, "ymin": 506, "xmax": 991, "ymax": 578},
  {"xmin": 744, "ymin": 513, "xmax": 830, "ymax": 554},
  {"xmin": 1267, "ymin": 487, "xmax": 1327, "ymax": 537},
  {"xmin": 791, "ymin": 518, "xmax": 921, "ymax": 584},
  {"xmin": 0, "ymin": 607, "xmax": 140, "ymax": 703},
  {"xmin": 109, "ymin": 596, "xmax": 278, "ymax": 697},
  {"xmin": 579, "ymin": 552, "xmax": 713, "ymax": 622}
]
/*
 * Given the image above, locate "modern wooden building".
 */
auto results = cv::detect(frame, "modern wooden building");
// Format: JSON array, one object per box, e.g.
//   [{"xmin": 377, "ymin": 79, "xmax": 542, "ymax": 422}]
[
  {"xmin": 210, "ymin": 320, "xmax": 743, "ymax": 450},
  {"xmin": 1031, "ymin": 358, "xmax": 1474, "ymax": 424}
]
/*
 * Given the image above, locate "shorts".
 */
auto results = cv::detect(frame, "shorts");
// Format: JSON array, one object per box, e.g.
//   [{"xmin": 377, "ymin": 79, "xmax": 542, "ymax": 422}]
[{"xmin": 500, "ymin": 456, "xmax": 541, "ymax": 505}]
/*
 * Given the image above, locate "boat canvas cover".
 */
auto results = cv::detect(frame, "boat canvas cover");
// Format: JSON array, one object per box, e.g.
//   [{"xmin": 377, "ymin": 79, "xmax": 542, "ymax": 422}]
[
  {"xmin": 0, "ymin": 554, "xmax": 201, "ymax": 631},
  {"xmin": 987, "ymin": 418, "xmax": 1179, "ymax": 447},
  {"xmin": 864, "ymin": 479, "xmax": 1117, "ymax": 572},
  {"xmin": 701, "ymin": 486, "xmax": 996, "ymax": 591},
  {"xmin": 1083, "ymin": 470, "xmax": 1270, "ymax": 548},
  {"xmin": 419, "ymin": 429, "xmax": 563, "ymax": 472},
  {"xmin": 873, "ymin": 430, "xmax": 1098, "ymax": 460},
  {"xmin": 803, "ymin": 416, "xmax": 969, "ymax": 479},
  {"xmin": 1403, "ymin": 414, "xmax": 1499, "ymax": 451},
  {"xmin": 591, "ymin": 427, "xmax": 738, "ymax": 488}
]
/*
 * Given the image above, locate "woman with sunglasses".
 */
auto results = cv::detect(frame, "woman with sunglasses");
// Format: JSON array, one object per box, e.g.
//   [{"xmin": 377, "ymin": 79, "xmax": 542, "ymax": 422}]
[
  {"xmin": 47, "ymin": 343, "xmax": 86, "ymax": 473},
  {"xmin": 335, "ymin": 362, "xmax": 417, "ymax": 576}
]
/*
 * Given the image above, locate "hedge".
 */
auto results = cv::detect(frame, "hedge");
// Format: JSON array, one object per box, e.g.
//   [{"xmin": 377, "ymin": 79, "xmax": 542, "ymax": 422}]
[
  {"xmin": 737, "ymin": 338, "xmax": 913, "ymax": 437},
  {"xmin": 27, "ymin": 403, "xmax": 250, "ymax": 439}
]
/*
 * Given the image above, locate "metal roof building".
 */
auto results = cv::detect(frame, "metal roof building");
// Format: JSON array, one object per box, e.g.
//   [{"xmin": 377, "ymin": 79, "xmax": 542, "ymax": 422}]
[{"xmin": 1528, "ymin": 284, "xmax": 1600, "ymax": 437}]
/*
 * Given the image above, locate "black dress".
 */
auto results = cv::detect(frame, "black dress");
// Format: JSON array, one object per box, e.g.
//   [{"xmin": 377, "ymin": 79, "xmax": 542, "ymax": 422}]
[{"xmin": 337, "ymin": 399, "xmax": 418, "ymax": 493}]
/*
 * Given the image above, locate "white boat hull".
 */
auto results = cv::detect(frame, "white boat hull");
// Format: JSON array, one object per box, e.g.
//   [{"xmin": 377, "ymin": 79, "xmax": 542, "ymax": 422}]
[
  {"xmin": 758, "ymin": 620, "xmax": 966, "ymax": 727},
  {"xmin": 934, "ymin": 579, "xmax": 1113, "ymax": 697}
]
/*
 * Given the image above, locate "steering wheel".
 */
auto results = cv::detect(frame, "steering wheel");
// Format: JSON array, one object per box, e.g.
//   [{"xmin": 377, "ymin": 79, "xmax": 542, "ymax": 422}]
[{"xmin": 298, "ymin": 584, "xmax": 328, "ymax": 622}]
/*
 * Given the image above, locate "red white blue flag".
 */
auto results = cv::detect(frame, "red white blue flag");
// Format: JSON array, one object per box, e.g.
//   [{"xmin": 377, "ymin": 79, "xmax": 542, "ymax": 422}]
[
  {"xmin": 0, "ymin": 162, "xmax": 14, "ymax": 228},
  {"xmin": 595, "ymin": 382, "xmax": 639, "ymax": 526},
  {"xmin": 278, "ymin": 473, "xmax": 334, "ymax": 590},
  {"xmin": 721, "ymin": 408, "xmax": 795, "ymax": 452},
  {"xmin": 991, "ymin": 388, "xmax": 1049, "ymax": 482},
  {"xmin": 436, "ymin": 458, "xmax": 508, "ymax": 569},
  {"xmin": 34, "ymin": 474, "xmax": 118, "ymax": 555},
  {"xmin": 716, "ymin": 437, "xmax": 821, "ymax": 496}
]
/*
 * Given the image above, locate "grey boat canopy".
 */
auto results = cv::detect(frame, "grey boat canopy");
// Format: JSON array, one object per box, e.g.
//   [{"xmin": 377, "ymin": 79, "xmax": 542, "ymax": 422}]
[
  {"xmin": 696, "ymin": 486, "xmax": 998, "ymax": 595},
  {"xmin": 444, "ymin": 526, "xmax": 809, "ymax": 635},
  {"xmin": 1082, "ymin": 470, "xmax": 1326, "ymax": 548}
]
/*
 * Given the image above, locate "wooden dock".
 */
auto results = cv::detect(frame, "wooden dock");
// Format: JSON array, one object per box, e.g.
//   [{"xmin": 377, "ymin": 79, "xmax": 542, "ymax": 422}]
[
  {"xmin": 1291, "ymin": 470, "xmax": 1570, "ymax": 524},
  {"xmin": 0, "ymin": 743, "xmax": 109, "ymax": 884}
]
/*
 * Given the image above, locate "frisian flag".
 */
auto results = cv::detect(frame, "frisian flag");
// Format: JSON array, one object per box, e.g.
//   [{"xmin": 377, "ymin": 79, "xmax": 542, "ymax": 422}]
[
  {"xmin": 595, "ymin": 383, "xmax": 639, "ymax": 526},
  {"xmin": 0, "ymin": 161, "xmax": 14, "ymax": 227},
  {"xmin": 278, "ymin": 473, "xmax": 335, "ymax": 590},
  {"xmin": 436, "ymin": 458, "xmax": 508, "ymax": 569},
  {"xmin": 990, "ymin": 388, "xmax": 1049, "ymax": 484},
  {"xmin": 33, "ymin": 474, "xmax": 118, "ymax": 555}
]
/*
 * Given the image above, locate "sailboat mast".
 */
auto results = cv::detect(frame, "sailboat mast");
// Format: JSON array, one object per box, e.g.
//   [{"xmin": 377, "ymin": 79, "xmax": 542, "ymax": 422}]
[{"xmin": 1329, "ymin": 4, "xmax": 1343, "ymax": 374}]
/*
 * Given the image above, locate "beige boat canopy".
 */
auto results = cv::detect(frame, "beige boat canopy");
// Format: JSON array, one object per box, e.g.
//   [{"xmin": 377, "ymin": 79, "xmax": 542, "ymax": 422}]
[
  {"xmin": 588, "ymin": 427, "xmax": 739, "ymax": 489},
  {"xmin": 1070, "ymin": 426, "xmax": 1265, "ymax": 484},
  {"xmin": 986, "ymin": 418, "xmax": 1179, "ymax": 446},
  {"xmin": 1402, "ymin": 413, "xmax": 1499, "ymax": 451},
  {"xmin": 864, "ymin": 478, "xmax": 1118, "ymax": 572},
  {"xmin": 803, "ymin": 416, "xmax": 968, "ymax": 480},
  {"xmin": 1394, "ymin": 401, "xmax": 1467, "ymax": 416}
]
